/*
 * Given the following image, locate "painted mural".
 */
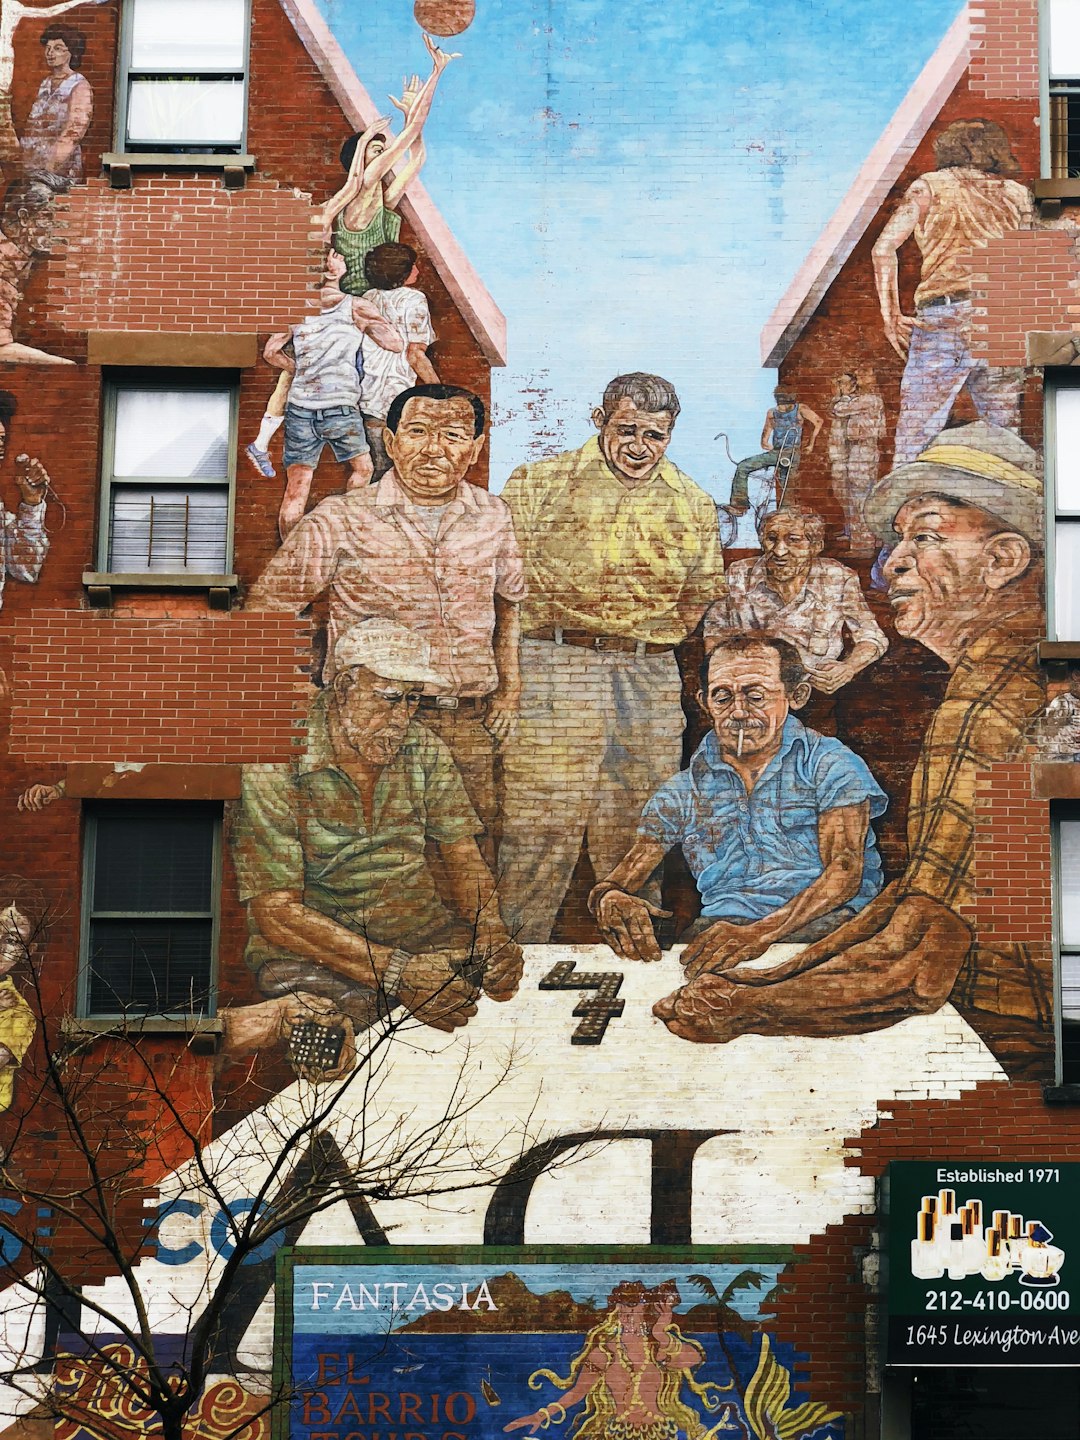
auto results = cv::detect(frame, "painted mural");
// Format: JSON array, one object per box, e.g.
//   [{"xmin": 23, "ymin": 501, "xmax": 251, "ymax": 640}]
[
  {"xmin": 280, "ymin": 1252, "xmax": 843, "ymax": 1440},
  {"xmin": 0, "ymin": 0, "xmax": 1065, "ymax": 1434}
]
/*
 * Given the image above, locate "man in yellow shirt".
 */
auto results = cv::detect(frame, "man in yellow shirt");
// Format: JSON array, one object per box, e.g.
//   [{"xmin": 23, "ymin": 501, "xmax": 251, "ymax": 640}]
[{"xmin": 499, "ymin": 372, "xmax": 725, "ymax": 942}]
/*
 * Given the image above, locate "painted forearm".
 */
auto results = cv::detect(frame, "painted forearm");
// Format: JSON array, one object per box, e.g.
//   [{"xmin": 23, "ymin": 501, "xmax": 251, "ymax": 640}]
[
  {"xmin": 492, "ymin": 597, "xmax": 520, "ymax": 696},
  {"xmin": 846, "ymin": 637, "xmax": 887, "ymax": 672},
  {"xmin": 436, "ymin": 838, "xmax": 504, "ymax": 931},
  {"xmin": 593, "ymin": 839, "xmax": 670, "ymax": 905},
  {"xmin": 250, "ymin": 892, "xmax": 393, "ymax": 987},
  {"xmin": 738, "ymin": 852, "xmax": 863, "ymax": 947},
  {"xmin": 407, "ymin": 342, "xmax": 439, "ymax": 384}
]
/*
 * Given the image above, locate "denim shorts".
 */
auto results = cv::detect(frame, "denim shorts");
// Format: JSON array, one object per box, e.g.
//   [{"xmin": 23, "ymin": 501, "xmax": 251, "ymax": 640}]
[{"xmin": 283, "ymin": 403, "xmax": 370, "ymax": 469}]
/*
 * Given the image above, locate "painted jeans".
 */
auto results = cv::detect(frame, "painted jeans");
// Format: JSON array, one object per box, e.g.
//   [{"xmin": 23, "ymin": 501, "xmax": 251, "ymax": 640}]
[{"xmin": 893, "ymin": 299, "xmax": 1022, "ymax": 464}]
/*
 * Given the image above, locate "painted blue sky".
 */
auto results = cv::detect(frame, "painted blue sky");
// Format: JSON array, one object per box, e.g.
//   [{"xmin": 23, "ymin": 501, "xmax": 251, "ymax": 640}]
[
  {"xmin": 317, "ymin": 0, "xmax": 961, "ymax": 497},
  {"xmin": 293, "ymin": 1262, "xmax": 783, "ymax": 1333}
]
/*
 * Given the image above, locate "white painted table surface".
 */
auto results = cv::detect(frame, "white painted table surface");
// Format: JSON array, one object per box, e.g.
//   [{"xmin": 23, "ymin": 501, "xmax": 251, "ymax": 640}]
[{"xmin": 46, "ymin": 940, "xmax": 1007, "ymax": 1356}]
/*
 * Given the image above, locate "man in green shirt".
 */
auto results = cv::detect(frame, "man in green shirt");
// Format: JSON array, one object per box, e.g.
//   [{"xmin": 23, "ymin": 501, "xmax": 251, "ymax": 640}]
[{"xmin": 231, "ymin": 619, "xmax": 522, "ymax": 1034}]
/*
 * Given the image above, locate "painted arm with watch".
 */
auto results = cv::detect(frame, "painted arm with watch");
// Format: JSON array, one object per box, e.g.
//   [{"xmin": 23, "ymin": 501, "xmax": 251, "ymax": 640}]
[{"xmin": 250, "ymin": 889, "xmax": 481, "ymax": 1033}]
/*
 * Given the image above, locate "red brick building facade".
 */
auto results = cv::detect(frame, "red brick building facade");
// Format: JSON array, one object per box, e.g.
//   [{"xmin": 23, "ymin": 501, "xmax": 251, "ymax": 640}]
[{"xmin": 0, "ymin": 3, "xmax": 1078, "ymax": 1440}]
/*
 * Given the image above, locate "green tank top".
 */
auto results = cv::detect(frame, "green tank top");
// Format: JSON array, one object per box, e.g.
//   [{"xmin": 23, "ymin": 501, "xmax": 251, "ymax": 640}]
[{"xmin": 333, "ymin": 206, "xmax": 402, "ymax": 295}]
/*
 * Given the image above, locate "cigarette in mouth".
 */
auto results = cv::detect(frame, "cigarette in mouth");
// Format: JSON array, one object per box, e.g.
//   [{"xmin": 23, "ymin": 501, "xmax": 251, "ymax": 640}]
[{"xmin": 736, "ymin": 724, "xmax": 745, "ymax": 758}]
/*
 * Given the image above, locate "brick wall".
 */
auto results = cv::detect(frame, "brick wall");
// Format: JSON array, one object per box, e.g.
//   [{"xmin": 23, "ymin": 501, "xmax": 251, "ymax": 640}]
[
  {"xmin": 9, "ymin": 612, "xmax": 309, "ymax": 764},
  {"xmin": 974, "ymin": 230, "xmax": 1080, "ymax": 366},
  {"xmin": 0, "ymin": 3, "xmax": 1068, "ymax": 1435},
  {"xmin": 969, "ymin": 761, "xmax": 1053, "ymax": 945},
  {"xmin": 969, "ymin": 0, "xmax": 1041, "ymax": 100},
  {"xmin": 56, "ymin": 177, "xmax": 323, "ymax": 336}
]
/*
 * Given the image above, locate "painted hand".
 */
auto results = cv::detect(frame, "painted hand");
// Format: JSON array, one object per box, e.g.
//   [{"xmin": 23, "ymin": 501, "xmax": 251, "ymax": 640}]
[
  {"xmin": 280, "ymin": 993, "xmax": 357, "ymax": 1080},
  {"xmin": 807, "ymin": 659, "xmax": 853, "ymax": 694},
  {"xmin": 503, "ymin": 1415, "xmax": 545, "ymax": 1435},
  {"xmin": 594, "ymin": 890, "xmax": 669, "ymax": 963},
  {"xmin": 681, "ymin": 919, "xmax": 770, "ymax": 979},
  {"xmin": 883, "ymin": 310, "xmax": 921, "ymax": 360},
  {"xmin": 479, "ymin": 931, "xmax": 524, "ymax": 1001},
  {"xmin": 653, "ymin": 973, "xmax": 741, "ymax": 1043},
  {"xmin": 423, "ymin": 32, "xmax": 462, "ymax": 70},
  {"xmin": 17, "ymin": 783, "xmax": 62, "ymax": 812},
  {"xmin": 483, "ymin": 688, "xmax": 520, "ymax": 743},
  {"xmin": 14, "ymin": 457, "xmax": 48, "ymax": 505},
  {"xmin": 397, "ymin": 950, "xmax": 480, "ymax": 1032},
  {"xmin": 390, "ymin": 73, "xmax": 423, "ymax": 116}
]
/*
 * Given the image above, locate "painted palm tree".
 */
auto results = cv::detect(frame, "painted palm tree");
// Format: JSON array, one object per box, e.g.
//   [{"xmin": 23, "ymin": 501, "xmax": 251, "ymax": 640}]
[{"xmin": 685, "ymin": 1273, "xmax": 843, "ymax": 1440}]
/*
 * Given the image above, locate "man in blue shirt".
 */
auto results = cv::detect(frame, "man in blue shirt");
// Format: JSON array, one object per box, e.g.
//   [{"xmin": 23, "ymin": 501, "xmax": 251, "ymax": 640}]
[{"xmin": 587, "ymin": 632, "xmax": 887, "ymax": 979}]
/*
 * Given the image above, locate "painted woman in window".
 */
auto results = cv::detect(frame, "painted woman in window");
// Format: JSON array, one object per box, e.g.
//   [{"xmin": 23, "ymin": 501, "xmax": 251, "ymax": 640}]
[
  {"xmin": 0, "ymin": 0, "xmax": 105, "ymax": 176},
  {"xmin": 19, "ymin": 24, "xmax": 93, "ymax": 187}
]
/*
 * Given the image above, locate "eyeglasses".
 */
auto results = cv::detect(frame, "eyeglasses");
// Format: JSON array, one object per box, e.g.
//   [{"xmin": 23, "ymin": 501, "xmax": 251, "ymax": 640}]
[{"xmin": 371, "ymin": 686, "xmax": 423, "ymax": 707}]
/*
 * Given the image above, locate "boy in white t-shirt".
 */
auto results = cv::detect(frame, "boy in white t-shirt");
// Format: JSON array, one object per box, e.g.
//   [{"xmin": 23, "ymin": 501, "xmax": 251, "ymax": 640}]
[{"xmin": 360, "ymin": 241, "xmax": 439, "ymax": 478}]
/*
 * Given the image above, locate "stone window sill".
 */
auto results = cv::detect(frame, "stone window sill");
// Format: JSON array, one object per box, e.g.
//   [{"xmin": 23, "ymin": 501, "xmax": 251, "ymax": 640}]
[
  {"xmin": 62, "ymin": 1015, "xmax": 222, "ymax": 1055},
  {"xmin": 83, "ymin": 572, "xmax": 238, "ymax": 610},
  {"xmin": 102, "ymin": 152, "xmax": 255, "ymax": 190},
  {"xmin": 1044, "ymin": 1083, "xmax": 1080, "ymax": 1105}
]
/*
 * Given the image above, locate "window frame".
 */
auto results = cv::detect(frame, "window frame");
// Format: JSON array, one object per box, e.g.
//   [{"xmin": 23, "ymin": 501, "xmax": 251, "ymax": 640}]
[
  {"xmin": 78, "ymin": 802, "xmax": 222, "ymax": 1021},
  {"xmin": 96, "ymin": 369, "xmax": 240, "ymax": 584},
  {"xmin": 1052, "ymin": 803, "xmax": 1080, "ymax": 1085},
  {"xmin": 1044, "ymin": 376, "xmax": 1080, "ymax": 642},
  {"xmin": 114, "ymin": 0, "xmax": 252, "ymax": 157},
  {"xmin": 1042, "ymin": 0, "xmax": 1080, "ymax": 181}
]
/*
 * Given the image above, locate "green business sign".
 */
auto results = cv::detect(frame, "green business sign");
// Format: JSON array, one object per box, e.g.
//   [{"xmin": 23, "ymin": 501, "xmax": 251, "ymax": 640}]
[{"xmin": 886, "ymin": 1162, "xmax": 1080, "ymax": 1366}]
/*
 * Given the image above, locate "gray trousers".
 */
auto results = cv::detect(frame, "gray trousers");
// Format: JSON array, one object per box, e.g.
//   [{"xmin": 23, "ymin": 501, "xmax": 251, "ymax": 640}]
[{"xmin": 498, "ymin": 639, "xmax": 685, "ymax": 943}]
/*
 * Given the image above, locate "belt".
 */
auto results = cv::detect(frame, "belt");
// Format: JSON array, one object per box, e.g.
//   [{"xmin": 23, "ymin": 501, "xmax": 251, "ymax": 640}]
[
  {"xmin": 287, "ymin": 404, "xmax": 357, "ymax": 418},
  {"xmin": 917, "ymin": 291, "xmax": 971, "ymax": 310},
  {"xmin": 526, "ymin": 627, "xmax": 674, "ymax": 656},
  {"xmin": 416, "ymin": 695, "xmax": 488, "ymax": 712}
]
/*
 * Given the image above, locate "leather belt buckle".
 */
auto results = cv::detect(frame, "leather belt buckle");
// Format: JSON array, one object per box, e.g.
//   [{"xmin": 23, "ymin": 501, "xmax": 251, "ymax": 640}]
[
  {"xmin": 554, "ymin": 627, "xmax": 564, "ymax": 645},
  {"xmin": 435, "ymin": 696, "xmax": 459, "ymax": 710}
]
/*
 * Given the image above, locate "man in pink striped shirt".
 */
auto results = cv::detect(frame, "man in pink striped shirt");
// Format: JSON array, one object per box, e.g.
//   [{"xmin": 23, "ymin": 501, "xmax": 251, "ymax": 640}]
[{"xmin": 247, "ymin": 384, "xmax": 525, "ymax": 863}]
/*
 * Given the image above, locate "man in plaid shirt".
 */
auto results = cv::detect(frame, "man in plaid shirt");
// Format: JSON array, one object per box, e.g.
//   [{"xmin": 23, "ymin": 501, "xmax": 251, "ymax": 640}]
[{"xmin": 656, "ymin": 422, "xmax": 1051, "ymax": 1077}]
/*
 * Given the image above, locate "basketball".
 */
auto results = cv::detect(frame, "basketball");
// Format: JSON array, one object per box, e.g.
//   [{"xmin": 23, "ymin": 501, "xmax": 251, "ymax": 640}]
[{"xmin": 414, "ymin": 0, "xmax": 475, "ymax": 37}]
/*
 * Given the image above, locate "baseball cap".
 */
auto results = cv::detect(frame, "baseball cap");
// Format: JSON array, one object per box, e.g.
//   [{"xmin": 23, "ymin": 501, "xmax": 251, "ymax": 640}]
[{"xmin": 333, "ymin": 619, "xmax": 449, "ymax": 687}]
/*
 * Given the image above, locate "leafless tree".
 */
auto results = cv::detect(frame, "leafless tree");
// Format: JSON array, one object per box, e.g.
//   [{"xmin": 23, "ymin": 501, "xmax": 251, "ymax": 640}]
[{"xmin": 0, "ymin": 890, "xmax": 559, "ymax": 1440}]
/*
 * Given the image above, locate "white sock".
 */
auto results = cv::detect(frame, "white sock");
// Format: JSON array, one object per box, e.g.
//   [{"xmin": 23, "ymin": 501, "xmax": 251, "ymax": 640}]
[{"xmin": 254, "ymin": 413, "xmax": 283, "ymax": 451}]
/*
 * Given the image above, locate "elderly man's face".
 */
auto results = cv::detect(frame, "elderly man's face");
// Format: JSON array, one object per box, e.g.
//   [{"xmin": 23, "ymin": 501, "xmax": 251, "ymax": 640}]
[
  {"xmin": 384, "ymin": 396, "xmax": 484, "ymax": 504},
  {"xmin": 884, "ymin": 497, "xmax": 1005, "ymax": 649},
  {"xmin": 593, "ymin": 396, "xmax": 674, "ymax": 485},
  {"xmin": 761, "ymin": 513, "xmax": 819, "ymax": 588},
  {"xmin": 700, "ymin": 645, "xmax": 793, "ymax": 765},
  {"xmin": 331, "ymin": 665, "xmax": 420, "ymax": 766}
]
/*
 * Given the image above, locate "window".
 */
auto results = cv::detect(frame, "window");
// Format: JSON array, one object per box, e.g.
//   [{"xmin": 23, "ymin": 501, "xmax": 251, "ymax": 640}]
[
  {"xmin": 1046, "ymin": 381, "xmax": 1080, "ymax": 640},
  {"xmin": 1054, "ymin": 808, "xmax": 1080, "ymax": 1083},
  {"xmin": 118, "ymin": 0, "xmax": 249, "ymax": 153},
  {"xmin": 98, "ymin": 375, "xmax": 237, "ymax": 579},
  {"xmin": 1047, "ymin": 0, "xmax": 1080, "ymax": 178},
  {"xmin": 81, "ymin": 804, "xmax": 220, "ymax": 1018}
]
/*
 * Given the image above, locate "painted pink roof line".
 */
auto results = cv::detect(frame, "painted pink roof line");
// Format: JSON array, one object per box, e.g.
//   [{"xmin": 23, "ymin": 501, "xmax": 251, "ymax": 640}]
[
  {"xmin": 279, "ymin": 0, "xmax": 508, "ymax": 366},
  {"xmin": 759, "ymin": 5, "xmax": 971, "ymax": 369}
]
